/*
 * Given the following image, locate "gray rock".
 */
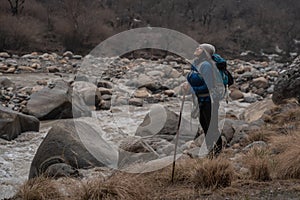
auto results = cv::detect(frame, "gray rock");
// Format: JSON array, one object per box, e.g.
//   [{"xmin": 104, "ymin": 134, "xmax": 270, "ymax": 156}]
[
  {"xmin": 44, "ymin": 163, "xmax": 79, "ymax": 178},
  {"xmin": 0, "ymin": 52, "xmax": 10, "ymax": 58},
  {"xmin": 273, "ymin": 56, "xmax": 300, "ymax": 104},
  {"xmin": 252, "ymin": 77, "xmax": 269, "ymax": 89},
  {"xmin": 29, "ymin": 119, "xmax": 117, "ymax": 178},
  {"xmin": 135, "ymin": 106, "xmax": 195, "ymax": 143},
  {"xmin": 0, "ymin": 105, "xmax": 39, "ymax": 140},
  {"xmin": 129, "ymin": 98, "xmax": 143, "ymax": 107},
  {"xmin": 242, "ymin": 141, "xmax": 268, "ymax": 152},
  {"xmin": 0, "ymin": 77, "xmax": 15, "ymax": 90},
  {"xmin": 24, "ymin": 79, "xmax": 73, "ymax": 120}
]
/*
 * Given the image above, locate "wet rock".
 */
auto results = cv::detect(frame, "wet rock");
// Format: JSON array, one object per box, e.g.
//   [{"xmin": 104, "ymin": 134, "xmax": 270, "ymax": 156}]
[
  {"xmin": 29, "ymin": 119, "xmax": 116, "ymax": 178},
  {"xmin": 0, "ymin": 105, "xmax": 39, "ymax": 140},
  {"xmin": 24, "ymin": 80, "xmax": 72, "ymax": 120}
]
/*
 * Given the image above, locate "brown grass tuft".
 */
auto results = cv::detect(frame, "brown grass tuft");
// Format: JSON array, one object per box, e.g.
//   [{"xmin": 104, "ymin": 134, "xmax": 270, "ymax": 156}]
[
  {"xmin": 14, "ymin": 176, "xmax": 62, "ymax": 200},
  {"xmin": 80, "ymin": 173, "xmax": 149, "ymax": 200},
  {"xmin": 244, "ymin": 148, "xmax": 271, "ymax": 181},
  {"xmin": 193, "ymin": 157, "xmax": 234, "ymax": 189},
  {"xmin": 247, "ymin": 130, "xmax": 269, "ymax": 143},
  {"xmin": 272, "ymin": 130, "xmax": 300, "ymax": 179}
]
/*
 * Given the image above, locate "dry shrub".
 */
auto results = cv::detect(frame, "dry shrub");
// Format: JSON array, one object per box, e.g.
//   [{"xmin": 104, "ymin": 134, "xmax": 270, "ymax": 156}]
[
  {"xmin": 193, "ymin": 157, "xmax": 234, "ymax": 189},
  {"xmin": 247, "ymin": 130, "xmax": 269, "ymax": 143},
  {"xmin": 143, "ymin": 158, "xmax": 199, "ymax": 186},
  {"xmin": 272, "ymin": 129, "xmax": 300, "ymax": 179},
  {"xmin": 0, "ymin": 14, "xmax": 45, "ymax": 50},
  {"xmin": 80, "ymin": 173, "xmax": 149, "ymax": 200},
  {"xmin": 14, "ymin": 176, "xmax": 62, "ymax": 200},
  {"xmin": 244, "ymin": 148, "xmax": 271, "ymax": 181}
]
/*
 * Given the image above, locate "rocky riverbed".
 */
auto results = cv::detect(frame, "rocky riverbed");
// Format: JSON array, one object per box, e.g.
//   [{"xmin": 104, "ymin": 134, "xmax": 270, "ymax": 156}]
[{"xmin": 0, "ymin": 51, "xmax": 299, "ymax": 199}]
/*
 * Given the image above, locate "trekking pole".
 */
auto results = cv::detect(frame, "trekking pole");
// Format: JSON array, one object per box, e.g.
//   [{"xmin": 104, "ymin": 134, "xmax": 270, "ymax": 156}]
[{"xmin": 171, "ymin": 85, "xmax": 187, "ymax": 183}]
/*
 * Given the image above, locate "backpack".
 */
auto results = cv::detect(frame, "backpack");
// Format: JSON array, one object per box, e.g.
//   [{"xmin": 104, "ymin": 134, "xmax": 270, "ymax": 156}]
[{"xmin": 211, "ymin": 54, "xmax": 234, "ymax": 87}]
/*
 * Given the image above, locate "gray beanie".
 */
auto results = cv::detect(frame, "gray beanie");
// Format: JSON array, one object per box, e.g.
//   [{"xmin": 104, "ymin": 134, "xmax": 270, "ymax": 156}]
[{"xmin": 199, "ymin": 43, "xmax": 215, "ymax": 56}]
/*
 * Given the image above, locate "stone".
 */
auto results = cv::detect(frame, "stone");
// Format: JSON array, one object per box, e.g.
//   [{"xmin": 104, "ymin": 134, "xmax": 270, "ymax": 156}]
[
  {"xmin": 36, "ymin": 80, "xmax": 48, "ymax": 86},
  {"xmin": 0, "ymin": 105, "xmax": 39, "ymax": 141},
  {"xmin": 273, "ymin": 57, "xmax": 300, "ymax": 104},
  {"xmin": 44, "ymin": 163, "xmax": 79, "ymax": 178},
  {"xmin": 0, "ymin": 77, "xmax": 15, "ymax": 89},
  {"xmin": 47, "ymin": 66, "xmax": 60, "ymax": 73},
  {"xmin": 135, "ymin": 106, "xmax": 196, "ymax": 143},
  {"xmin": 164, "ymin": 89, "xmax": 175, "ymax": 97},
  {"xmin": 0, "ymin": 52, "xmax": 10, "ymax": 58},
  {"xmin": 31, "ymin": 63, "xmax": 40, "ymax": 69},
  {"xmin": 97, "ymin": 80, "xmax": 113, "ymax": 89},
  {"xmin": 220, "ymin": 119, "xmax": 236, "ymax": 143},
  {"xmin": 0, "ymin": 64, "xmax": 8, "ymax": 71},
  {"xmin": 99, "ymin": 100, "xmax": 111, "ymax": 110},
  {"xmin": 252, "ymin": 77, "xmax": 269, "ymax": 89},
  {"xmin": 98, "ymin": 87, "xmax": 112, "ymax": 95},
  {"xmin": 72, "ymin": 81, "xmax": 101, "ymax": 106},
  {"xmin": 29, "ymin": 119, "xmax": 117, "ymax": 178},
  {"xmin": 24, "ymin": 79, "xmax": 72, "ymax": 120},
  {"xmin": 242, "ymin": 141, "xmax": 268, "ymax": 152},
  {"xmin": 6, "ymin": 67, "xmax": 15, "ymax": 73},
  {"xmin": 242, "ymin": 98, "xmax": 275, "ymax": 123},
  {"xmin": 230, "ymin": 89, "xmax": 244, "ymax": 100},
  {"xmin": 63, "ymin": 51, "xmax": 74, "ymax": 58},
  {"xmin": 129, "ymin": 98, "xmax": 143, "ymax": 107},
  {"xmin": 18, "ymin": 66, "xmax": 35, "ymax": 72},
  {"xmin": 134, "ymin": 87, "xmax": 151, "ymax": 98}
]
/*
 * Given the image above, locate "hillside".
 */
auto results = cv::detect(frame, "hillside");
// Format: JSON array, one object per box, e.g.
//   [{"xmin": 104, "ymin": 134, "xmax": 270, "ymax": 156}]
[{"xmin": 0, "ymin": 0, "xmax": 299, "ymax": 60}]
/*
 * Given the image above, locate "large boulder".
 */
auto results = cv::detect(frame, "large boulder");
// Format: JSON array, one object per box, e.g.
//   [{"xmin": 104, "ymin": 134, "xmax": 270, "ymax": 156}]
[
  {"xmin": 29, "ymin": 119, "xmax": 118, "ymax": 179},
  {"xmin": 24, "ymin": 79, "xmax": 73, "ymax": 120},
  {"xmin": 0, "ymin": 105, "xmax": 39, "ymax": 140},
  {"xmin": 135, "ymin": 105, "xmax": 196, "ymax": 144},
  {"xmin": 71, "ymin": 81, "xmax": 102, "ymax": 116},
  {"xmin": 272, "ymin": 56, "xmax": 300, "ymax": 104}
]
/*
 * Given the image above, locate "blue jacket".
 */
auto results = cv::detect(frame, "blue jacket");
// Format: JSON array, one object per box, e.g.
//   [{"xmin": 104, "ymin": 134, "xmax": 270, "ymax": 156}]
[{"xmin": 187, "ymin": 61, "xmax": 213, "ymax": 102}]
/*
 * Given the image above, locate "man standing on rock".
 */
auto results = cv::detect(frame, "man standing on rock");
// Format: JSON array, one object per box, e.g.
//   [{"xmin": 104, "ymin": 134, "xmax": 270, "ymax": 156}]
[{"xmin": 184, "ymin": 43, "xmax": 225, "ymax": 157}]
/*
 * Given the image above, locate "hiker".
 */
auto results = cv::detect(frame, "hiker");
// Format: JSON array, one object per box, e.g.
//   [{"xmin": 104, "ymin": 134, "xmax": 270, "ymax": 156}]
[{"xmin": 184, "ymin": 43, "xmax": 227, "ymax": 156}]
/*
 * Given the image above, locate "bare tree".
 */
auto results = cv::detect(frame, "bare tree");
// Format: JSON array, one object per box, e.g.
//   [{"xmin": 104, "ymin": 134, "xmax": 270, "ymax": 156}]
[{"xmin": 7, "ymin": 0, "xmax": 25, "ymax": 16}]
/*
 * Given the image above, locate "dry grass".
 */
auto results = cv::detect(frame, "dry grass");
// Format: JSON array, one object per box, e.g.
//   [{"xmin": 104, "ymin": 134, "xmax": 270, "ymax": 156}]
[
  {"xmin": 14, "ymin": 176, "xmax": 62, "ymax": 200},
  {"xmin": 243, "ymin": 148, "xmax": 272, "ymax": 181},
  {"xmin": 193, "ymin": 157, "xmax": 234, "ymax": 189},
  {"xmin": 80, "ymin": 173, "xmax": 149, "ymax": 200},
  {"xmin": 271, "ymin": 131, "xmax": 300, "ymax": 179},
  {"xmin": 247, "ymin": 130, "xmax": 270, "ymax": 143}
]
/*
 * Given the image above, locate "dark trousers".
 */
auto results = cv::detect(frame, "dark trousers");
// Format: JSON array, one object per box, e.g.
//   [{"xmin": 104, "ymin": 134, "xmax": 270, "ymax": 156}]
[{"xmin": 198, "ymin": 101, "xmax": 222, "ymax": 152}]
